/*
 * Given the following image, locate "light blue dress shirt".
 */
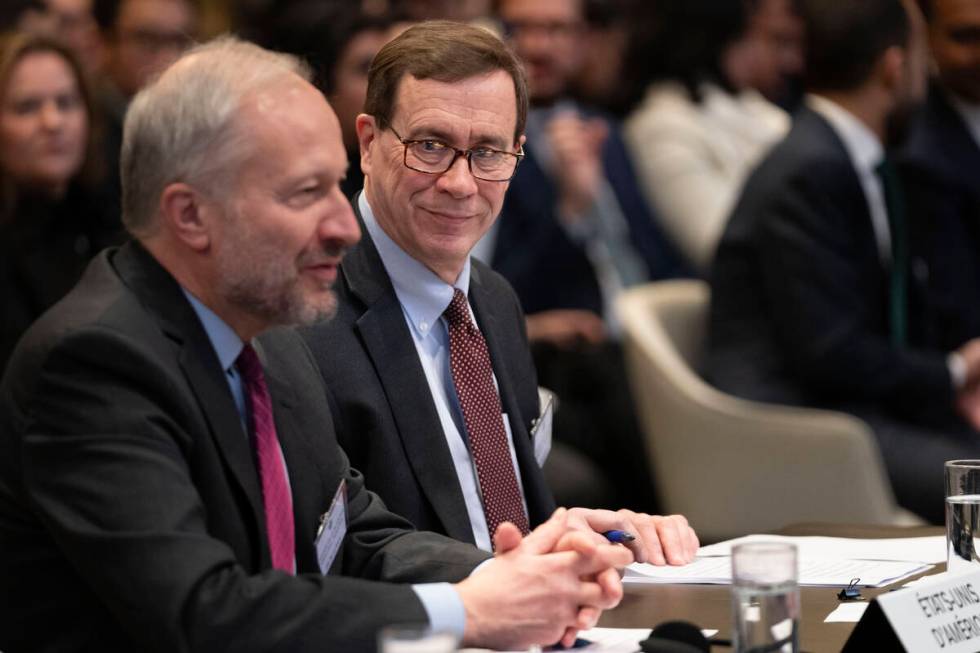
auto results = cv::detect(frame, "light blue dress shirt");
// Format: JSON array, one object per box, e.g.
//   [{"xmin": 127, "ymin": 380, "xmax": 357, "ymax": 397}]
[
  {"xmin": 360, "ymin": 193, "xmax": 528, "ymax": 553},
  {"xmin": 181, "ymin": 288, "xmax": 466, "ymax": 638}
]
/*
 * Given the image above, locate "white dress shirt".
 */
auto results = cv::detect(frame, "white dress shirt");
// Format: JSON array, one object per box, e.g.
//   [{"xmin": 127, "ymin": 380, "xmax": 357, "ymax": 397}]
[
  {"xmin": 360, "ymin": 193, "xmax": 528, "ymax": 553},
  {"xmin": 806, "ymin": 94, "xmax": 891, "ymax": 263}
]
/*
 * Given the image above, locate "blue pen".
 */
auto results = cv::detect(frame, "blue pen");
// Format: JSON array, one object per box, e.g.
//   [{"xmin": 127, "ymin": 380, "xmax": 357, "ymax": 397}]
[{"xmin": 602, "ymin": 529, "xmax": 635, "ymax": 544}]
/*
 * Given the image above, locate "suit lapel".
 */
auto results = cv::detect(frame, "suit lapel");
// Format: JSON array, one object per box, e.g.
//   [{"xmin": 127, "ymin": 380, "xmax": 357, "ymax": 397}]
[
  {"xmin": 342, "ymin": 208, "xmax": 476, "ymax": 544},
  {"xmin": 112, "ymin": 243, "xmax": 267, "ymax": 556}
]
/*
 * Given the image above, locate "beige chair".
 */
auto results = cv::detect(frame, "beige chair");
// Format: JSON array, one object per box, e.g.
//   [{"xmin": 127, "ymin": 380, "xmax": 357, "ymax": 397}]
[{"xmin": 617, "ymin": 280, "xmax": 923, "ymax": 542}]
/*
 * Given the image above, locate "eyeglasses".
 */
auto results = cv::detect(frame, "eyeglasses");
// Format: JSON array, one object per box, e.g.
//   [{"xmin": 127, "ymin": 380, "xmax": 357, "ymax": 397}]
[{"xmin": 389, "ymin": 126, "xmax": 523, "ymax": 182}]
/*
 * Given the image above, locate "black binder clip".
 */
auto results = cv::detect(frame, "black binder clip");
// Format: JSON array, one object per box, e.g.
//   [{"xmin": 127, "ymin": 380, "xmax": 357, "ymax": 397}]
[{"xmin": 837, "ymin": 578, "xmax": 862, "ymax": 601}]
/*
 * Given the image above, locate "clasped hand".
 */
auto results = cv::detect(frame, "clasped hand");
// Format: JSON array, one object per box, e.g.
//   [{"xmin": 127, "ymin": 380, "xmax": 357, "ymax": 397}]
[{"xmin": 456, "ymin": 507, "xmax": 632, "ymax": 650}]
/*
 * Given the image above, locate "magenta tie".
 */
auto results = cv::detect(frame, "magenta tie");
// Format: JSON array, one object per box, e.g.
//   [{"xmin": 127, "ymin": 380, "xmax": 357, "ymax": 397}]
[
  {"xmin": 444, "ymin": 289, "xmax": 530, "ymax": 545},
  {"xmin": 236, "ymin": 344, "xmax": 295, "ymax": 573}
]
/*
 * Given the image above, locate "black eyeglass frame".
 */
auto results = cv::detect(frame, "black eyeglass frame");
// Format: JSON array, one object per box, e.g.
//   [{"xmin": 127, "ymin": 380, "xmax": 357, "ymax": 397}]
[{"xmin": 388, "ymin": 126, "xmax": 524, "ymax": 182}]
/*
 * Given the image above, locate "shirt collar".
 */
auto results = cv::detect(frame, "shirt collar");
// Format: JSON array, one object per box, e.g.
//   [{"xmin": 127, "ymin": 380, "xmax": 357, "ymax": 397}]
[
  {"xmin": 182, "ymin": 288, "xmax": 244, "ymax": 372},
  {"xmin": 946, "ymin": 90, "xmax": 980, "ymax": 148},
  {"xmin": 359, "ymin": 192, "xmax": 472, "ymax": 339},
  {"xmin": 807, "ymin": 94, "xmax": 884, "ymax": 174}
]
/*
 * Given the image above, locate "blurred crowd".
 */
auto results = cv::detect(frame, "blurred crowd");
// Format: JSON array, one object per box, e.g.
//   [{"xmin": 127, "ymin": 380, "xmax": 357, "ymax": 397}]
[{"xmin": 1, "ymin": 0, "xmax": 976, "ymax": 524}]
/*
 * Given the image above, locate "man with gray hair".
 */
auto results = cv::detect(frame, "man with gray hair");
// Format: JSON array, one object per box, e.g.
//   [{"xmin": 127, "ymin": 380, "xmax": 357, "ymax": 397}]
[{"xmin": 0, "ymin": 36, "xmax": 629, "ymax": 652}]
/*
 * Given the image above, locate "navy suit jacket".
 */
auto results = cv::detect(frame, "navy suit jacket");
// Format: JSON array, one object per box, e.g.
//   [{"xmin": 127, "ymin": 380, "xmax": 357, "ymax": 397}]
[
  {"xmin": 900, "ymin": 83, "xmax": 980, "ymax": 350},
  {"xmin": 708, "ymin": 107, "xmax": 953, "ymax": 425},
  {"xmin": 0, "ymin": 242, "xmax": 487, "ymax": 653},
  {"xmin": 491, "ymin": 114, "xmax": 690, "ymax": 316},
  {"xmin": 301, "ymin": 207, "xmax": 556, "ymax": 546}
]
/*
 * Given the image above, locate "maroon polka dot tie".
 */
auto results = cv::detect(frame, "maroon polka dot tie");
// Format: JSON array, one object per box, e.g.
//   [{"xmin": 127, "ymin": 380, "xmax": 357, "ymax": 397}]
[
  {"xmin": 444, "ymin": 288, "xmax": 530, "ymax": 545},
  {"xmin": 236, "ymin": 344, "xmax": 295, "ymax": 573}
]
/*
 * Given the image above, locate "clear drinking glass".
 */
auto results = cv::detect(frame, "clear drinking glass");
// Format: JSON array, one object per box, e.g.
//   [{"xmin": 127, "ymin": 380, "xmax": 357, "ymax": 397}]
[
  {"xmin": 377, "ymin": 625, "xmax": 458, "ymax": 653},
  {"xmin": 731, "ymin": 542, "xmax": 800, "ymax": 653},
  {"xmin": 945, "ymin": 460, "xmax": 980, "ymax": 573}
]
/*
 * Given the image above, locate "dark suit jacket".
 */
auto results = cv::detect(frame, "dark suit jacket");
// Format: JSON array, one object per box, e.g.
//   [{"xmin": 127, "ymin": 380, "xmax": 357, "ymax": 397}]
[
  {"xmin": 491, "ymin": 115, "xmax": 690, "ymax": 317},
  {"xmin": 707, "ymin": 106, "xmax": 954, "ymax": 425},
  {"xmin": 900, "ymin": 83, "xmax": 980, "ymax": 350},
  {"xmin": 0, "ymin": 242, "xmax": 488, "ymax": 653},
  {"xmin": 301, "ymin": 211, "xmax": 556, "ymax": 546}
]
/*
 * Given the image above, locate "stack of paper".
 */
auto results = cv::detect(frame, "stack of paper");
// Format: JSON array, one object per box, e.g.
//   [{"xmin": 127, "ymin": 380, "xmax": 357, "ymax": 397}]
[
  {"xmin": 625, "ymin": 534, "xmax": 943, "ymax": 588},
  {"xmin": 458, "ymin": 627, "xmax": 719, "ymax": 653}
]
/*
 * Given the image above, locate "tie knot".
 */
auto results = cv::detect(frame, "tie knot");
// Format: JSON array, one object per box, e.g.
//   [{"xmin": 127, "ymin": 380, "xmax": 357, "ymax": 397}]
[
  {"xmin": 236, "ymin": 343, "xmax": 264, "ymax": 384},
  {"xmin": 443, "ymin": 288, "xmax": 472, "ymax": 328}
]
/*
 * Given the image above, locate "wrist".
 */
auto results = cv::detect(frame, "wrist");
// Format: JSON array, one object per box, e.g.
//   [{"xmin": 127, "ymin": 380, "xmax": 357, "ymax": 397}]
[{"xmin": 454, "ymin": 578, "xmax": 484, "ymax": 647}]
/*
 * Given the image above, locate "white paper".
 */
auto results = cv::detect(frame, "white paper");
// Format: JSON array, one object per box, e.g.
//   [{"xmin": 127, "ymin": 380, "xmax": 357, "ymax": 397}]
[
  {"xmin": 625, "ymin": 557, "xmax": 932, "ymax": 587},
  {"xmin": 457, "ymin": 627, "xmax": 719, "ymax": 653},
  {"xmin": 824, "ymin": 602, "xmax": 869, "ymax": 623},
  {"xmin": 697, "ymin": 534, "xmax": 945, "ymax": 564},
  {"xmin": 459, "ymin": 627, "xmax": 648, "ymax": 652}
]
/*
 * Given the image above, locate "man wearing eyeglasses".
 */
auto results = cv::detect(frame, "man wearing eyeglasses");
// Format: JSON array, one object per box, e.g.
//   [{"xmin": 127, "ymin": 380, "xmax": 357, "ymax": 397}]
[{"xmin": 300, "ymin": 20, "xmax": 699, "ymax": 565}]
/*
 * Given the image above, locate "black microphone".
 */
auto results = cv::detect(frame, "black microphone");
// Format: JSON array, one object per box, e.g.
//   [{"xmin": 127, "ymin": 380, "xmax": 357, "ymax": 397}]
[{"xmin": 639, "ymin": 620, "xmax": 713, "ymax": 653}]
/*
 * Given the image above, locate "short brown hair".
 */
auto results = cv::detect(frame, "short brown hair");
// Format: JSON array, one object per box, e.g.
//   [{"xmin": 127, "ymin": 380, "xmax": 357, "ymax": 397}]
[{"xmin": 364, "ymin": 20, "xmax": 528, "ymax": 145}]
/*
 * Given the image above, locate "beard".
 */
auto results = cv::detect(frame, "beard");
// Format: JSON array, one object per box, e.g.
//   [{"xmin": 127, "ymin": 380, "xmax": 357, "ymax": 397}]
[{"xmin": 214, "ymin": 216, "xmax": 343, "ymax": 330}]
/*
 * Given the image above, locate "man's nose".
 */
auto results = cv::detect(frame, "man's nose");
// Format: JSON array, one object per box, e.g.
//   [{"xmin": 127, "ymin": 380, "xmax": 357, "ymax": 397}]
[{"xmin": 436, "ymin": 154, "xmax": 479, "ymax": 198}]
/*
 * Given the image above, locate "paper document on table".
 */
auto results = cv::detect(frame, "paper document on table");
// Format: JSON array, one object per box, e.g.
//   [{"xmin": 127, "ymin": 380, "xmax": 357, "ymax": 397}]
[
  {"xmin": 824, "ymin": 602, "xmax": 869, "ymax": 623},
  {"xmin": 458, "ymin": 627, "xmax": 650, "ymax": 652},
  {"xmin": 458, "ymin": 628, "xmax": 720, "ymax": 653},
  {"xmin": 697, "ymin": 534, "xmax": 945, "ymax": 564},
  {"xmin": 625, "ymin": 557, "xmax": 932, "ymax": 587}
]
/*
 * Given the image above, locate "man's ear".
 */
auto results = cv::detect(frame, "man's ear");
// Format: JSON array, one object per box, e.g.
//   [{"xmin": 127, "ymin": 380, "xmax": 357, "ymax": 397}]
[
  {"xmin": 356, "ymin": 113, "xmax": 378, "ymax": 177},
  {"xmin": 159, "ymin": 182, "xmax": 212, "ymax": 252}
]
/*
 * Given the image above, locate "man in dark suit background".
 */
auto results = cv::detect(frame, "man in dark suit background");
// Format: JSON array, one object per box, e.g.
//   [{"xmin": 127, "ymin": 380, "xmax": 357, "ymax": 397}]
[
  {"xmin": 302, "ymin": 21, "xmax": 698, "ymax": 566},
  {"xmin": 477, "ymin": 0, "xmax": 690, "ymax": 512},
  {"xmin": 0, "ymin": 36, "xmax": 632, "ymax": 652},
  {"xmin": 900, "ymin": 0, "xmax": 980, "ymax": 351},
  {"xmin": 708, "ymin": 0, "xmax": 980, "ymax": 524}
]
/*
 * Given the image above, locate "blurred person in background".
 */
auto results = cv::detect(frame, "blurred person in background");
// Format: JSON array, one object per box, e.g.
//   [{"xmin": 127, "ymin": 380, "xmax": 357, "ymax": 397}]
[
  {"xmin": 92, "ymin": 0, "xmax": 198, "ymax": 221},
  {"xmin": 708, "ymin": 0, "xmax": 980, "ymax": 524},
  {"xmin": 900, "ymin": 0, "xmax": 980, "ymax": 352},
  {"xmin": 0, "ymin": 0, "xmax": 104, "ymax": 75},
  {"xmin": 482, "ymin": 0, "xmax": 690, "ymax": 512},
  {"xmin": 391, "ymin": 0, "xmax": 492, "ymax": 22},
  {"xmin": 742, "ymin": 0, "xmax": 806, "ymax": 110},
  {"xmin": 622, "ymin": 0, "xmax": 790, "ymax": 272},
  {"xmin": 259, "ymin": 3, "xmax": 399, "ymax": 199},
  {"xmin": 43, "ymin": 0, "xmax": 105, "ymax": 74},
  {"xmin": 0, "ymin": 32, "xmax": 117, "ymax": 373},
  {"xmin": 571, "ymin": 0, "xmax": 636, "ymax": 118}
]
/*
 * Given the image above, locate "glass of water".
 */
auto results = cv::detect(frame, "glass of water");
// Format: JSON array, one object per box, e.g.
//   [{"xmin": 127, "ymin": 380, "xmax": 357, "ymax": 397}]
[
  {"xmin": 945, "ymin": 460, "xmax": 980, "ymax": 574},
  {"xmin": 731, "ymin": 542, "xmax": 800, "ymax": 653}
]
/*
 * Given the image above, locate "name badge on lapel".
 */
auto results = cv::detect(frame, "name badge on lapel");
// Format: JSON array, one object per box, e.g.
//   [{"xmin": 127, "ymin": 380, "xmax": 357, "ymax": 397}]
[{"xmin": 315, "ymin": 479, "xmax": 347, "ymax": 575}]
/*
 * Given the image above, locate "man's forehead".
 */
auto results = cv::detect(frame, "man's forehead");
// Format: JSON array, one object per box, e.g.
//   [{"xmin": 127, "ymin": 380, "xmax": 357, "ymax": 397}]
[{"xmin": 390, "ymin": 72, "xmax": 518, "ymax": 137}]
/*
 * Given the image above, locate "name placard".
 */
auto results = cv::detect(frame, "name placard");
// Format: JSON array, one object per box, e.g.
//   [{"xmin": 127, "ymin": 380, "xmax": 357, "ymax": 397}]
[{"xmin": 844, "ymin": 569, "xmax": 980, "ymax": 652}]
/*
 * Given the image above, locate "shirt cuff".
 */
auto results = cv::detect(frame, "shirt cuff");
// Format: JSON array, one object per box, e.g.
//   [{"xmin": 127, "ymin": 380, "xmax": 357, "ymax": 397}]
[
  {"xmin": 411, "ymin": 582, "xmax": 466, "ymax": 640},
  {"xmin": 948, "ymin": 352, "xmax": 967, "ymax": 390}
]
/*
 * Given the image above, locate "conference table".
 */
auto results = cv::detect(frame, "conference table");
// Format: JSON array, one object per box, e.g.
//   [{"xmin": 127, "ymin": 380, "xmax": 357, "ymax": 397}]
[{"xmin": 598, "ymin": 523, "xmax": 945, "ymax": 652}]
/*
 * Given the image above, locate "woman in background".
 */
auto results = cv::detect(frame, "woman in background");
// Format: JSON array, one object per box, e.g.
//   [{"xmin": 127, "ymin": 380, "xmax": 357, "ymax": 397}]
[
  {"xmin": 622, "ymin": 0, "xmax": 791, "ymax": 272},
  {"xmin": 0, "ymin": 31, "xmax": 117, "ymax": 373}
]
